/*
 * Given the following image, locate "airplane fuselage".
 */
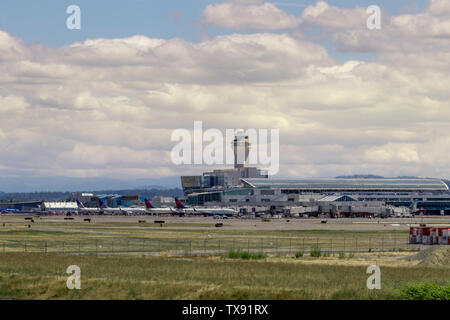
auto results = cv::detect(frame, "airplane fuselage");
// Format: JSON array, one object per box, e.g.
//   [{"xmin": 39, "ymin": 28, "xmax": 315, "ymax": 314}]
[{"xmin": 177, "ymin": 207, "xmax": 237, "ymax": 216}]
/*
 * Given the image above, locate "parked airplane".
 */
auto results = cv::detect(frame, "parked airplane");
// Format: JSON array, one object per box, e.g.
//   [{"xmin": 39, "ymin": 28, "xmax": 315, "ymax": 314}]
[
  {"xmin": 144, "ymin": 199, "xmax": 173, "ymax": 215},
  {"xmin": 409, "ymin": 199, "xmax": 424, "ymax": 215},
  {"xmin": 98, "ymin": 199, "xmax": 148, "ymax": 215},
  {"xmin": 76, "ymin": 200, "xmax": 103, "ymax": 213},
  {"xmin": 174, "ymin": 198, "xmax": 238, "ymax": 217},
  {"xmin": 0, "ymin": 208, "xmax": 20, "ymax": 213}
]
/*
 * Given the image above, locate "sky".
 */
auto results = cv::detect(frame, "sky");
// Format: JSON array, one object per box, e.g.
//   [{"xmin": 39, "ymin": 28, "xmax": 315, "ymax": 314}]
[{"xmin": 0, "ymin": 0, "xmax": 449, "ymax": 191}]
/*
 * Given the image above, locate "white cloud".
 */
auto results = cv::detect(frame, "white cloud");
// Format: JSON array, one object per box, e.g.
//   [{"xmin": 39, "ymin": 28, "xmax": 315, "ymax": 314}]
[
  {"xmin": 202, "ymin": 1, "xmax": 300, "ymax": 30},
  {"xmin": 364, "ymin": 144, "xmax": 421, "ymax": 164},
  {"xmin": 0, "ymin": 31, "xmax": 30, "ymax": 61},
  {"xmin": 0, "ymin": 95, "xmax": 29, "ymax": 114},
  {"xmin": 428, "ymin": 0, "xmax": 450, "ymax": 17},
  {"xmin": 0, "ymin": 1, "xmax": 450, "ymax": 182},
  {"xmin": 300, "ymin": 1, "xmax": 368, "ymax": 30},
  {"xmin": 330, "ymin": 0, "xmax": 450, "ymax": 53}
]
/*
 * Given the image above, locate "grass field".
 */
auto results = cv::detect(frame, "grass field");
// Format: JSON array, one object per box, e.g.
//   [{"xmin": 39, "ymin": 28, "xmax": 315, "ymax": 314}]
[
  {"xmin": 0, "ymin": 215, "xmax": 412, "ymax": 247},
  {"xmin": 0, "ymin": 215, "xmax": 448, "ymax": 300},
  {"xmin": 0, "ymin": 225, "xmax": 416, "ymax": 255},
  {"xmin": 0, "ymin": 252, "xmax": 448, "ymax": 300}
]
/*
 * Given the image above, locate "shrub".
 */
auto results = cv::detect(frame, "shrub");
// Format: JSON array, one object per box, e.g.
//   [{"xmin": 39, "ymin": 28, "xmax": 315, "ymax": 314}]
[
  {"xmin": 227, "ymin": 250, "xmax": 266, "ymax": 260},
  {"xmin": 338, "ymin": 252, "xmax": 345, "ymax": 259},
  {"xmin": 251, "ymin": 252, "xmax": 266, "ymax": 259},
  {"xmin": 400, "ymin": 283, "xmax": 450, "ymax": 300},
  {"xmin": 239, "ymin": 252, "xmax": 252, "ymax": 259},
  {"xmin": 310, "ymin": 248, "xmax": 321, "ymax": 257},
  {"xmin": 294, "ymin": 251, "xmax": 303, "ymax": 258},
  {"xmin": 227, "ymin": 250, "xmax": 241, "ymax": 259},
  {"xmin": 348, "ymin": 253, "xmax": 355, "ymax": 259}
]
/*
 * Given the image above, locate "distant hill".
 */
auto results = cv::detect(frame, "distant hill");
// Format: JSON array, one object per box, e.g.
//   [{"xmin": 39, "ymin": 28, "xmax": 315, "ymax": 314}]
[
  {"xmin": 0, "ymin": 176, "xmax": 181, "ymax": 193},
  {"xmin": 336, "ymin": 174, "xmax": 385, "ymax": 179},
  {"xmin": 336, "ymin": 175, "xmax": 435, "ymax": 179},
  {"xmin": 0, "ymin": 188, "xmax": 183, "ymax": 202}
]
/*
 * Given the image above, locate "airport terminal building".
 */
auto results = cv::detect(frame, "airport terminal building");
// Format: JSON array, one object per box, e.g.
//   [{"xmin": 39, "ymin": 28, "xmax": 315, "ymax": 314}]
[
  {"xmin": 241, "ymin": 178, "xmax": 450, "ymax": 215},
  {"xmin": 184, "ymin": 177, "xmax": 450, "ymax": 216},
  {"xmin": 180, "ymin": 134, "xmax": 450, "ymax": 216}
]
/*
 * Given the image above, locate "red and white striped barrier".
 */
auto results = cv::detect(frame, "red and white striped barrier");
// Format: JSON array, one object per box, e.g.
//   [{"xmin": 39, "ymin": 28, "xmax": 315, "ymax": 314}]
[{"xmin": 410, "ymin": 227, "xmax": 449, "ymax": 245}]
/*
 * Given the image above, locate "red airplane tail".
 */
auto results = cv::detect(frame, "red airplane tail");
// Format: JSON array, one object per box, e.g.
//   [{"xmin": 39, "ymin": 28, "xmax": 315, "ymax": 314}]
[
  {"xmin": 145, "ymin": 199, "xmax": 154, "ymax": 209},
  {"xmin": 174, "ymin": 198, "xmax": 186, "ymax": 209}
]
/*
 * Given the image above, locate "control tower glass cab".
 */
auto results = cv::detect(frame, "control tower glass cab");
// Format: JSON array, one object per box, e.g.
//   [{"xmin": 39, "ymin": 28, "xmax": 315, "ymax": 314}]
[{"xmin": 233, "ymin": 133, "xmax": 250, "ymax": 169}]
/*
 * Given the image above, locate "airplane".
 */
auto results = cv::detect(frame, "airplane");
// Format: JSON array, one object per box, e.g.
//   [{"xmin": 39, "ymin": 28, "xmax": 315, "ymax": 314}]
[
  {"xmin": 174, "ymin": 198, "xmax": 238, "ymax": 217},
  {"xmin": 144, "ymin": 199, "xmax": 174, "ymax": 215},
  {"xmin": 408, "ymin": 199, "xmax": 424, "ymax": 215},
  {"xmin": 98, "ymin": 199, "xmax": 148, "ymax": 215},
  {"xmin": 76, "ymin": 200, "xmax": 103, "ymax": 213},
  {"xmin": 0, "ymin": 208, "xmax": 20, "ymax": 214}
]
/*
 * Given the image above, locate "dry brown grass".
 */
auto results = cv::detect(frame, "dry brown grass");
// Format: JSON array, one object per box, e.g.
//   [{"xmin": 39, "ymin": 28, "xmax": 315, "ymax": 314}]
[
  {"xmin": 0, "ymin": 252, "xmax": 449, "ymax": 300},
  {"xmin": 1, "ymin": 216, "xmax": 447, "ymax": 300}
]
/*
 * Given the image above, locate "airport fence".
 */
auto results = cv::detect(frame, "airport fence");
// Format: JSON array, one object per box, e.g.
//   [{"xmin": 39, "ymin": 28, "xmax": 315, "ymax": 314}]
[{"xmin": 0, "ymin": 237, "xmax": 426, "ymax": 255}]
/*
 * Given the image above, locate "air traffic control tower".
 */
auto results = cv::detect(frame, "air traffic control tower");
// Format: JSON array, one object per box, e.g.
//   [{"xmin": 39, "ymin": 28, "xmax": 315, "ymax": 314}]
[
  {"xmin": 181, "ymin": 133, "xmax": 267, "ymax": 195},
  {"xmin": 233, "ymin": 134, "xmax": 251, "ymax": 169}
]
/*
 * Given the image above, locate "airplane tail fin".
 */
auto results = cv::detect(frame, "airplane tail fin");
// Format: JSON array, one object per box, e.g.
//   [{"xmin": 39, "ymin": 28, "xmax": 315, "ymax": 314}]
[
  {"xmin": 409, "ymin": 199, "xmax": 418, "ymax": 212},
  {"xmin": 144, "ymin": 199, "xmax": 154, "ymax": 209},
  {"xmin": 76, "ymin": 200, "xmax": 85, "ymax": 209},
  {"xmin": 174, "ymin": 198, "xmax": 186, "ymax": 209},
  {"xmin": 99, "ymin": 199, "xmax": 107, "ymax": 209}
]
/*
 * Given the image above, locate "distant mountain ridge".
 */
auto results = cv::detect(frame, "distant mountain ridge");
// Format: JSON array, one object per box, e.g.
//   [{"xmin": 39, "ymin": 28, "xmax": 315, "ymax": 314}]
[
  {"xmin": 336, "ymin": 174, "xmax": 436, "ymax": 179},
  {"xmin": 0, "ymin": 188, "xmax": 183, "ymax": 202},
  {"xmin": 336, "ymin": 174, "xmax": 384, "ymax": 179},
  {"xmin": 0, "ymin": 176, "xmax": 181, "ymax": 193}
]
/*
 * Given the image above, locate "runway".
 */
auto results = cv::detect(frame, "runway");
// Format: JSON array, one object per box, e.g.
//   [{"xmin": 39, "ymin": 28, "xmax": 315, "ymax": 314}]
[{"xmin": 2, "ymin": 214, "xmax": 449, "ymax": 232}]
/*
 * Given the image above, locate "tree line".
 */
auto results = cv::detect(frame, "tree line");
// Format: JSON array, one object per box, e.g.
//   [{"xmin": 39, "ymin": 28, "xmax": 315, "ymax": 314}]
[{"xmin": 0, "ymin": 188, "xmax": 183, "ymax": 202}]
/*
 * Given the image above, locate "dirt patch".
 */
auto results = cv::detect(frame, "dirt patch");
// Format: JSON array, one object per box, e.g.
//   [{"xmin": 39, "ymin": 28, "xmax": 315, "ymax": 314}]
[
  {"xmin": 259, "ymin": 252, "xmax": 419, "ymax": 267},
  {"xmin": 408, "ymin": 246, "xmax": 450, "ymax": 267}
]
